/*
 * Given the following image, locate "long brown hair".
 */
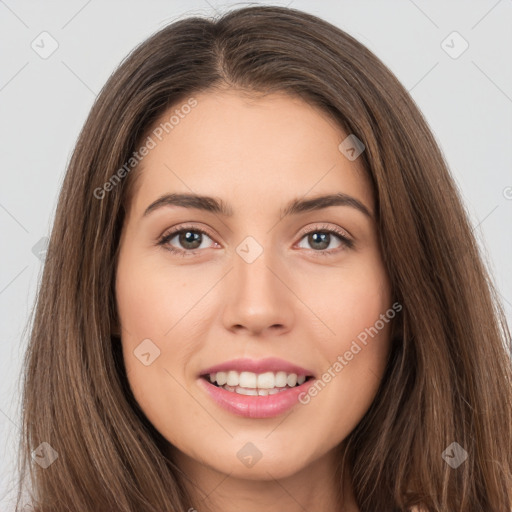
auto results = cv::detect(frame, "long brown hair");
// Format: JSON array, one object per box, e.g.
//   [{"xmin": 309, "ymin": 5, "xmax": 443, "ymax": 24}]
[{"xmin": 16, "ymin": 5, "xmax": 512, "ymax": 511}]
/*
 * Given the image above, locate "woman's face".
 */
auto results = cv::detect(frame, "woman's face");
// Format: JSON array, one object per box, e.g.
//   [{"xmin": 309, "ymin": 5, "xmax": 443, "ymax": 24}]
[{"xmin": 115, "ymin": 89, "xmax": 393, "ymax": 482}]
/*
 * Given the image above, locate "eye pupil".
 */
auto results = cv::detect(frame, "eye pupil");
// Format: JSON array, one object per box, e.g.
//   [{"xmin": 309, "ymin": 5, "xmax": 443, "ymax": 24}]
[
  {"xmin": 309, "ymin": 232, "xmax": 330, "ymax": 250},
  {"xmin": 179, "ymin": 231, "xmax": 202, "ymax": 249}
]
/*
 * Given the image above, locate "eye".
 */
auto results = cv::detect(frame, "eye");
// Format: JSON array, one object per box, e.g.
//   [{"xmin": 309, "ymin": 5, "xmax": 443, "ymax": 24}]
[
  {"xmin": 296, "ymin": 224, "xmax": 354, "ymax": 255},
  {"xmin": 157, "ymin": 223, "xmax": 354, "ymax": 257},
  {"xmin": 157, "ymin": 225, "xmax": 217, "ymax": 256}
]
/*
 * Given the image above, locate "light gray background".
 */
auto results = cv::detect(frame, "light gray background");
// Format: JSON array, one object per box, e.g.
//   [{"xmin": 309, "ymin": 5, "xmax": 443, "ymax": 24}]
[{"xmin": 1, "ymin": 0, "xmax": 511, "ymax": 508}]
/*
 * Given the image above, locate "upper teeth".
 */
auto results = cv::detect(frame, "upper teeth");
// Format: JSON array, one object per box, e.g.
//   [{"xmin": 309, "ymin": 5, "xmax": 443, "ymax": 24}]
[{"xmin": 209, "ymin": 371, "xmax": 307, "ymax": 389}]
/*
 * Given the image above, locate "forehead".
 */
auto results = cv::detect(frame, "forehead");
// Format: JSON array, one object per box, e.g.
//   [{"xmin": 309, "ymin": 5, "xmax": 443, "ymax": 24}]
[{"xmin": 126, "ymin": 89, "xmax": 372, "ymax": 218}]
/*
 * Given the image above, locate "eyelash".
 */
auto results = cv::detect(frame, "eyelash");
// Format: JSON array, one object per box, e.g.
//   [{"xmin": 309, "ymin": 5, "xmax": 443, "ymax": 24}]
[{"xmin": 157, "ymin": 223, "xmax": 354, "ymax": 257}]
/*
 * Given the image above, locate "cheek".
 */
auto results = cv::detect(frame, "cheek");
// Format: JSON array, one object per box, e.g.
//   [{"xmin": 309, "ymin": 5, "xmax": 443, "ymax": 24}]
[
  {"xmin": 115, "ymin": 247, "xmax": 210, "ymax": 346},
  {"xmin": 298, "ymin": 250, "xmax": 391, "ymax": 345},
  {"xmin": 115, "ymin": 251, "xmax": 198, "ymax": 427},
  {"xmin": 325, "ymin": 289, "xmax": 391, "ymax": 403},
  {"xmin": 296, "ymin": 253, "xmax": 393, "ymax": 433},
  {"xmin": 330, "ymin": 259, "xmax": 392, "ymax": 384}
]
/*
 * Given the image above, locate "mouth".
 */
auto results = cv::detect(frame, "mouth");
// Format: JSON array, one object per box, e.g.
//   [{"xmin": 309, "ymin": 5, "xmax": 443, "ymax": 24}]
[
  {"xmin": 200, "ymin": 370, "xmax": 315, "ymax": 396},
  {"xmin": 197, "ymin": 358, "xmax": 316, "ymax": 418}
]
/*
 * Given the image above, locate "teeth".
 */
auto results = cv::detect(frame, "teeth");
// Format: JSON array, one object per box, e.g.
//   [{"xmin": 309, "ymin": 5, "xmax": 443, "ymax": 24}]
[
  {"xmin": 275, "ymin": 371, "xmax": 288, "ymax": 387},
  {"xmin": 235, "ymin": 386, "xmax": 258, "ymax": 396},
  {"xmin": 287, "ymin": 373, "xmax": 297, "ymax": 387},
  {"xmin": 226, "ymin": 370, "xmax": 239, "ymax": 386},
  {"xmin": 216, "ymin": 371, "xmax": 227, "ymax": 386},
  {"xmin": 257, "ymin": 371, "xmax": 275, "ymax": 389},
  {"xmin": 206, "ymin": 370, "xmax": 309, "ymax": 394},
  {"xmin": 239, "ymin": 371, "xmax": 257, "ymax": 388}
]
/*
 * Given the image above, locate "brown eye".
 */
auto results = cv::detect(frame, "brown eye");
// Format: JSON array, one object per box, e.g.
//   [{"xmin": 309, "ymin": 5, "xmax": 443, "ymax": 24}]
[
  {"xmin": 304, "ymin": 231, "xmax": 335, "ymax": 251},
  {"xmin": 158, "ymin": 227, "xmax": 216, "ymax": 255},
  {"xmin": 175, "ymin": 230, "xmax": 203, "ymax": 250}
]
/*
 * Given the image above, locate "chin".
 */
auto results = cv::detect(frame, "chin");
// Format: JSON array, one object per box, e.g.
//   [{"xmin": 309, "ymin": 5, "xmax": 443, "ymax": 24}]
[{"xmin": 214, "ymin": 457, "xmax": 311, "ymax": 481}]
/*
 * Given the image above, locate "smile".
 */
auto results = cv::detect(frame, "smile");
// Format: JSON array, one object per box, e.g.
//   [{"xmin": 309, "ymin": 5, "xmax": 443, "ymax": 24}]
[
  {"xmin": 198, "ymin": 358, "xmax": 316, "ymax": 418},
  {"xmin": 205, "ymin": 370, "xmax": 309, "ymax": 395}
]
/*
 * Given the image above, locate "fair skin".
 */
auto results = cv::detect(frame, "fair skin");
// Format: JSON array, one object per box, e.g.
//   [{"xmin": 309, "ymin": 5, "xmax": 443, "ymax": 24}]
[{"xmin": 115, "ymin": 88, "xmax": 393, "ymax": 512}]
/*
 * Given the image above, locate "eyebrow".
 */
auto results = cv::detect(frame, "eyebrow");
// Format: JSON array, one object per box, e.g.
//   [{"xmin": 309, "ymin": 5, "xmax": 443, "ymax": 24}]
[{"xmin": 143, "ymin": 192, "xmax": 372, "ymax": 219}]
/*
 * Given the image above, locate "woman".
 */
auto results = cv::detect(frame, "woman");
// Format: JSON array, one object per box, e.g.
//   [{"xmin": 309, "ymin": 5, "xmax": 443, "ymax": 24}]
[{"xmin": 16, "ymin": 5, "xmax": 512, "ymax": 511}]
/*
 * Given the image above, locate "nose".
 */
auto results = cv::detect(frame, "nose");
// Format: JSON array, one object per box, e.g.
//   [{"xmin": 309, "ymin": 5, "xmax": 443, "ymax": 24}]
[{"xmin": 221, "ymin": 243, "xmax": 295, "ymax": 337}]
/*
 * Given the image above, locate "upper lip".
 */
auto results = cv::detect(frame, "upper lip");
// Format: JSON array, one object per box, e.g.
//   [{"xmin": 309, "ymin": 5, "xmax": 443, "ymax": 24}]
[{"xmin": 199, "ymin": 357, "xmax": 315, "ymax": 377}]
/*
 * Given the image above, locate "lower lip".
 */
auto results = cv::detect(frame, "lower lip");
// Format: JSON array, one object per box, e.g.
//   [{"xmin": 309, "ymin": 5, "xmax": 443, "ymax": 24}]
[{"xmin": 198, "ymin": 377, "xmax": 315, "ymax": 419}]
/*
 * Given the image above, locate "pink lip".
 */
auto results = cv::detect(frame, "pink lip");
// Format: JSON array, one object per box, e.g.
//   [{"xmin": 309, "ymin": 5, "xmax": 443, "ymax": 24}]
[
  {"xmin": 198, "ymin": 377, "xmax": 315, "ymax": 419},
  {"xmin": 199, "ymin": 357, "xmax": 315, "ymax": 377}
]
